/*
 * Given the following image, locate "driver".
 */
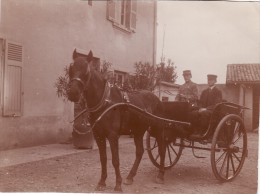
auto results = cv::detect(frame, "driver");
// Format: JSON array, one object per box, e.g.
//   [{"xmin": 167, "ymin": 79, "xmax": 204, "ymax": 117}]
[
  {"xmin": 190, "ymin": 74, "xmax": 222, "ymax": 136},
  {"xmin": 175, "ymin": 70, "xmax": 199, "ymax": 106}
]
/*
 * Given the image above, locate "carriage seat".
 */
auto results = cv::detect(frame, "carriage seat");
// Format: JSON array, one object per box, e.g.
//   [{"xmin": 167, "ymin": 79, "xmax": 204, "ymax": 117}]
[{"xmin": 189, "ymin": 102, "xmax": 245, "ymax": 140}]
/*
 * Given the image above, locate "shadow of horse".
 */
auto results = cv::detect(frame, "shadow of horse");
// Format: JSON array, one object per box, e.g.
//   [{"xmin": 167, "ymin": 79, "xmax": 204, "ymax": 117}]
[{"xmin": 67, "ymin": 50, "xmax": 167, "ymax": 192}]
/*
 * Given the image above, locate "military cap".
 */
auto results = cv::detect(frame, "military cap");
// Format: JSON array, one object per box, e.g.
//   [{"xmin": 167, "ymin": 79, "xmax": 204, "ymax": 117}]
[
  {"xmin": 207, "ymin": 74, "xmax": 217, "ymax": 80},
  {"xmin": 183, "ymin": 70, "xmax": 191, "ymax": 75}
]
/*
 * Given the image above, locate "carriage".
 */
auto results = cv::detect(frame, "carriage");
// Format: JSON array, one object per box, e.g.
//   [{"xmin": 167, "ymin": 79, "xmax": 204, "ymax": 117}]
[
  {"xmin": 68, "ymin": 51, "xmax": 248, "ymax": 191},
  {"xmin": 91, "ymin": 100, "xmax": 248, "ymax": 182},
  {"xmin": 146, "ymin": 101, "xmax": 248, "ymax": 182}
]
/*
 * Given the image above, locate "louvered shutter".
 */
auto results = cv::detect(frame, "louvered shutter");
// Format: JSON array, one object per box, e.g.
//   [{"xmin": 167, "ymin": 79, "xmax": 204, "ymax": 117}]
[
  {"xmin": 130, "ymin": 0, "xmax": 137, "ymax": 31},
  {"xmin": 3, "ymin": 40, "xmax": 23, "ymax": 116},
  {"xmin": 107, "ymin": 0, "xmax": 116, "ymax": 21}
]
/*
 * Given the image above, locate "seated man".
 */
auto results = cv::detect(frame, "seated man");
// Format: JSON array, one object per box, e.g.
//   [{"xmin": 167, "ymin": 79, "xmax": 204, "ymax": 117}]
[
  {"xmin": 190, "ymin": 74, "xmax": 222, "ymax": 136},
  {"xmin": 175, "ymin": 70, "xmax": 199, "ymax": 106}
]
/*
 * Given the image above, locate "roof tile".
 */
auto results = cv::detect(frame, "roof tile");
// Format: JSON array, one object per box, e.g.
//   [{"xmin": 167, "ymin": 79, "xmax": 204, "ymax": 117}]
[{"xmin": 226, "ymin": 63, "xmax": 260, "ymax": 84}]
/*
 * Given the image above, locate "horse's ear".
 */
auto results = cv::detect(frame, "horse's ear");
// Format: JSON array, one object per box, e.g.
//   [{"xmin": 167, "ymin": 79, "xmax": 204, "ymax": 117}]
[
  {"xmin": 73, "ymin": 49, "xmax": 78, "ymax": 60},
  {"xmin": 87, "ymin": 50, "xmax": 93, "ymax": 62}
]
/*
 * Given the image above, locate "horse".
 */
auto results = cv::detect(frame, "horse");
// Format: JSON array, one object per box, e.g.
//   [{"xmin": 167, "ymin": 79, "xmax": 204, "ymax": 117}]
[{"xmin": 67, "ymin": 50, "xmax": 167, "ymax": 192}]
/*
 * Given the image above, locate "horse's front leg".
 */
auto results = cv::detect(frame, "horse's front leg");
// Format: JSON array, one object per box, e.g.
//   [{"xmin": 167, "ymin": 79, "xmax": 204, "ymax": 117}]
[
  {"xmin": 124, "ymin": 134, "xmax": 145, "ymax": 185},
  {"xmin": 95, "ymin": 136, "xmax": 107, "ymax": 191},
  {"xmin": 108, "ymin": 135, "xmax": 122, "ymax": 192},
  {"xmin": 156, "ymin": 134, "xmax": 166, "ymax": 184}
]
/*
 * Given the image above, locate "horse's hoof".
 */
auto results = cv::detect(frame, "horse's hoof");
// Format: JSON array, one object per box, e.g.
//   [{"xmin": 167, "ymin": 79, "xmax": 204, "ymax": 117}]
[
  {"xmin": 95, "ymin": 183, "xmax": 106, "ymax": 191},
  {"xmin": 155, "ymin": 176, "xmax": 164, "ymax": 184},
  {"xmin": 114, "ymin": 185, "xmax": 123, "ymax": 192},
  {"xmin": 123, "ymin": 178, "xmax": 133, "ymax": 185}
]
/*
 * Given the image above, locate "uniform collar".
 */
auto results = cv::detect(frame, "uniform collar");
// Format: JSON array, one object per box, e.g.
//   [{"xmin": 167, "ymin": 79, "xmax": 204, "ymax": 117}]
[{"xmin": 209, "ymin": 85, "xmax": 215, "ymax": 90}]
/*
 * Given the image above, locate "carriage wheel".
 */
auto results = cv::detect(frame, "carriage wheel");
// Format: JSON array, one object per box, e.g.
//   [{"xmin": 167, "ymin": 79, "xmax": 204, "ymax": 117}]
[
  {"xmin": 146, "ymin": 132, "xmax": 183, "ymax": 170},
  {"xmin": 211, "ymin": 114, "xmax": 247, "ymax": 182}
]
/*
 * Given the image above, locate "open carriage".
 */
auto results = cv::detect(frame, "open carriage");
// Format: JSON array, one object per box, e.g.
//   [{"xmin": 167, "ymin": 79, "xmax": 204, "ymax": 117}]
[
  {"xmin": 68, "ymin": 52, "xmax": 248, "ymax": 191},
  {"xmin": 146, "ymin": 101, "xmax": 248, "ymax": 182},
  {"xmin": 91, "ymin": 100, "xmax": 248, "ymax": 182}
]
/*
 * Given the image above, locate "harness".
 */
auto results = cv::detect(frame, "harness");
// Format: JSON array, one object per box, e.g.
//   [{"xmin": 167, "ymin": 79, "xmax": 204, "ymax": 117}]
[
  {"xmin": 69, "ymin": 64, "xmax": 132, "ymax": 136},
  {"xmin": 69, "ymin": 81, "xmax": 111, "ymax": 123}
]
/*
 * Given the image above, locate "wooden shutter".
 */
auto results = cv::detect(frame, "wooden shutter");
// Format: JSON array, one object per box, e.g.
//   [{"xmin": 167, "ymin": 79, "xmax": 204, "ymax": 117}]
[
  {"xmin": 107, "ymin": 0, "xmax": 116, "ymax": 21},
  {"xmin": 130, "ymin": 0, "xmax": 137, "ymax": 31},
  {"xmin": 3, "ymin": 40, "xmax": 23, "ymax": 116}
]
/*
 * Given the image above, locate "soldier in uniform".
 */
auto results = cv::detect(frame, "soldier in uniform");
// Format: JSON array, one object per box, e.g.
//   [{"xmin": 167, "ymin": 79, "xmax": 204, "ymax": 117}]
[
  {"xmin": 191, "ymin": 74, "xmax": 222, "ymax": 136},
  {"xmin": 175, "ymin": 70, "xmax": 199, "ymax": 105}
]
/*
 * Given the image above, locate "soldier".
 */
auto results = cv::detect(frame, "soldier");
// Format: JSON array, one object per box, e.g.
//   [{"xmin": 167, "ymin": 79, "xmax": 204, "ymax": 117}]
[{"xmin": 175, "ymin": 70, "xmax": 199, "ymax": 105}]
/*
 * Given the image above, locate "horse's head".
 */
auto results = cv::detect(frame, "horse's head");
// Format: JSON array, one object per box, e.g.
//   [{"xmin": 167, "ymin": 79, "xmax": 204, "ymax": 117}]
[{"xmin": 67, "ymin": 50, "xmax": 93, "ymax": 102}]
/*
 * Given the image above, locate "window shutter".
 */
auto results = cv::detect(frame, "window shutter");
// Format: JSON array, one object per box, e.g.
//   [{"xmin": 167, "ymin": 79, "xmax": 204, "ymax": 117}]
[
  {"xmin": 107, "ymin": 0, "xmax": 116, "ymax": 21},
  {"xmin": 130, "ymin": 0, "xmax": 137, "ymax": 31},
  {"xmin": 3, "ymin": 40, "xmax": 23, "ymax": 116}
]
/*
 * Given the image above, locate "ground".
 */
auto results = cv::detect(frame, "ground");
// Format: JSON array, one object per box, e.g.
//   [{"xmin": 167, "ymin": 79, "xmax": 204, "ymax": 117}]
[{"xmin": 0, "ymin": 133, "xmax": 258, "ymax": 193}]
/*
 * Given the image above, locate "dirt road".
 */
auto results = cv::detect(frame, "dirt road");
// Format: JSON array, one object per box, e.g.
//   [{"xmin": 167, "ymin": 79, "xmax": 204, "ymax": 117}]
[{"xmin": 0, "ymin": 133, "xmax": 258, "ymax": 193}]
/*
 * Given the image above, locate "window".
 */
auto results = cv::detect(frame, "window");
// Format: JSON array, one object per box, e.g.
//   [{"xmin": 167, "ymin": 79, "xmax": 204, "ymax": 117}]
[
  {"xmin": 114, "ymin": 70, "xmax": 127, "ymax": 87},
  {"xmin": 107, "ymin": 0, "xmax": 137, "ymax": 32},
  {"xmin": 2, "ymin": 40, "xmax": 24, "ymax": 116}
]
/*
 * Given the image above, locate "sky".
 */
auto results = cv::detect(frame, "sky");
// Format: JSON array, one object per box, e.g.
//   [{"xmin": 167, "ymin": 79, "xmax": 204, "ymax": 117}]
[{"xmin": 156, "ymin": 1, "xmax": 260, "ymax": 84}]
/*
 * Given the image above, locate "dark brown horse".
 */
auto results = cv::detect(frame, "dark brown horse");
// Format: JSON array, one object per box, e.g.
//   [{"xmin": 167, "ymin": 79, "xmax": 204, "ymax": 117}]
[{"xmin": 67, "ymin": 50, "xmax": 167, "ymax": 192}]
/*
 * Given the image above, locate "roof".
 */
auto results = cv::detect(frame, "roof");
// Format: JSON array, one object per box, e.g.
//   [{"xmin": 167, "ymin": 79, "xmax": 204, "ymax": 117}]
[
  {"xmin": 159, "ymin": 81, "xmax": 180, "ymax": 88},
  {"xmin": 226, "ymin": 63, "xmax": 260, "ymax": 84}
]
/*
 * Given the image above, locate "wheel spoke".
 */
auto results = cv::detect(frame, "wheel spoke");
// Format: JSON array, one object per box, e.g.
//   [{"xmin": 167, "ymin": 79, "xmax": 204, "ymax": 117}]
[
  {"xmin": 169, "ymin": 143, "xmax": 178, "ymax": 156},
  {"xmin": 216, "ymin": 150, "xmax": 227, "ymax": 164},
  {"xmin": 232, "ymin": 153, "xmax": 241, "ymax": 163},
  {"xmin": 155, "ymin": 153, "xmax": 160, "ymax": 161},
  {"xmin": 150, "ymin": 139, "xmax": 158, "ymax": 151},
  {"xmin": 233, "ymin": 133, "xmax": 244, "ymax": 145},
  {"xmin": 226, "ymin": 154, "xmax": 230, "ymax": 179},
  {"xmin": 167, "ymin": 144, "xmax": 173, "ymax": 165},
  {"xmin": 219, "ymin": 152, "xmax": 228, "ymax": 176},
  {"xmin": 230, "ymin": 153, "xmax": 236, "ymax": 174},
  {"xmin": 232, "ymin": 122, "xmax": 241, "ymax": 142}
]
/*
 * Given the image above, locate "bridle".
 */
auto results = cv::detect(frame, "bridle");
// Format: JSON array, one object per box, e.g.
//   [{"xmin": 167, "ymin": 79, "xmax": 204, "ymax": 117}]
[
  {"xmin": 69, "ymin": 62, "xmax": 111, "ymax": 115},
  {"xmin": 69, "ymin": 61, "xmax": 92, "ymax": 90}
]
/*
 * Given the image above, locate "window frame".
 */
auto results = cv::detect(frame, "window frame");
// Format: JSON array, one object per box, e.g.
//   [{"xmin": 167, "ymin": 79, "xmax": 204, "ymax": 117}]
[{"xmin": 107, "ymin": 0, "xmax": 137, "ymax": 33}]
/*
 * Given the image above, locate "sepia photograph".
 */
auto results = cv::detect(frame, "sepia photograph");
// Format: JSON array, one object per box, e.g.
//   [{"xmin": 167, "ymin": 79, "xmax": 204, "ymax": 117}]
[{"xmin": 0, "ymin": 0, "xmax": 259, "ymax": 193}]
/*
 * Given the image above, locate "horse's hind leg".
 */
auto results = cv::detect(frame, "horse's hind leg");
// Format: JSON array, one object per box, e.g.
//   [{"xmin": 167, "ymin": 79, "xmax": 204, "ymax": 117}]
[
  {"xmin": 95, "ymin": 136, "xmax": 107, "ymax": 191},
  {"xmin": 108, "ymin": 136, "xmax": 122, "ymax": 192},
  {"xmin": 124, "ymin": 134, "xmax": 144, "ymax": 185}
]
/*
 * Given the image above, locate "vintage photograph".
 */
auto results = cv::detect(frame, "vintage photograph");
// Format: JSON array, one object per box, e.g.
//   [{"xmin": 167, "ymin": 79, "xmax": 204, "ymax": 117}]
[{"xmin": 0, "ymin": 0, "xmax": 259, "ymax": 193}]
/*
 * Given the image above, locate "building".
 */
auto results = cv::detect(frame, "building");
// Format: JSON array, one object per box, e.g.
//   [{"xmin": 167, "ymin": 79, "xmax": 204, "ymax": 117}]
[
  {"xmin": 226, "ymin": 63, "xmax": 260, "ymax": 131},
  {"xmin": 153, "ymin": 81, "xmax": 180, "ymax": 101},
  {"xmin": 0, "ymin": 0, "xmax": 157, "ymax": 150}
]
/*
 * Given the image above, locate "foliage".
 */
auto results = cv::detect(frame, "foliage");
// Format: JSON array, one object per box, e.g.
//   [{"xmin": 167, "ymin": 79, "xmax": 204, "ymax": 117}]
[
  {"xmin": 158, "ymin": 58, "xmax": 178, "ymax": 83},
  {"xmin": 54, "ymin": 66, "xmax": 70, "ymax": 101},
  {"xmin": 54, "ymin": 61, "xmax": 112, "ymax": 101},
  {"xmin": 128, "ymin": 59, "xmax": 177, "ymax": 91},
  {"xmin": 128, "ymin": 62, "xmax": 157, "ymax": 91}
]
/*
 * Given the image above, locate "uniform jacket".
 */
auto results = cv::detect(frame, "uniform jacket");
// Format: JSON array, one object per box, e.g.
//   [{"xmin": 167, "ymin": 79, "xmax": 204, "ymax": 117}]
[
  {"xmin": 199, "ymin": 86, "xmax": 222, "ymax": 109},
  {"xmin": 175, "ymin": 80, "xmax": 199, "ymax": 104}
]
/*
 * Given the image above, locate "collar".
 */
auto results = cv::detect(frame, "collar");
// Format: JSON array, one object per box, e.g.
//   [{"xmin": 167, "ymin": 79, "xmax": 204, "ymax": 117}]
[
  {"xmin": 209, "ymin": 85, "xmax": 215, "ymax": 90},
  {"xmin": 85, "ymin": 82, "xmax": 111, "ymax": 113}
]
